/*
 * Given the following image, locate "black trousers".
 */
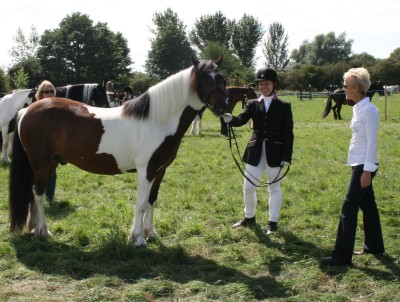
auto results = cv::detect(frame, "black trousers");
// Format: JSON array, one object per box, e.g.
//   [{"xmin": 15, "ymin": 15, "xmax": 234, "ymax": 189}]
[{"xmin": 331, "ymin": 165, "xmax": 385, "ymax": 262}]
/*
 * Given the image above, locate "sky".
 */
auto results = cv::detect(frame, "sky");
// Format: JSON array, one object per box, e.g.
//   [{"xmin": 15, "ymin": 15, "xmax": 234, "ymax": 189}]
[{"xmin": 1, "ymin": 0, "xmax": 399, "ymax": 73}]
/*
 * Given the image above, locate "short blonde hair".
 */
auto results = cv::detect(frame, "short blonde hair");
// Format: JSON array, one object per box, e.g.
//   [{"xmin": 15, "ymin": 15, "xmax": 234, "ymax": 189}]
[
  {"xmin": 35, "ymin": 80, "xmax": 56, "ymax": 100},
  {"xmin": 343, "ymin": 67, "xmax": 371, "ymax": 95}
]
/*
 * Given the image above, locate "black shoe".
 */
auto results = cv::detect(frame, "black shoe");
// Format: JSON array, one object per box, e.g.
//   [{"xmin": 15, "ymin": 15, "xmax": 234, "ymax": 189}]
[
  {"xmin": 266, "ymin": 221, "xmax": 278, "ymax": 235},
  {"xmin": 232, "ymin": 216, "xmax": 256, "ymax": 228},
  {"xmin": 320, "ymin": 256, "xmax": 352, "ymax": 266}
]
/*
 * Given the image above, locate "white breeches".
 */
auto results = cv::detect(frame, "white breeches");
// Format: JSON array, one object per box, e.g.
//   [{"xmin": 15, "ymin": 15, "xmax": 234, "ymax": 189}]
[{"xmin": 243, "ymin": 141, "xmax": 282, "ymax": 222}]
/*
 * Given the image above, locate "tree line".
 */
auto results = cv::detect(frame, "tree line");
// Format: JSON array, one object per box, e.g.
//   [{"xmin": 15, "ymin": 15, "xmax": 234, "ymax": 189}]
[{"xmin": 1, "ymin": 9, "xmax": 399, "ymax": 95}]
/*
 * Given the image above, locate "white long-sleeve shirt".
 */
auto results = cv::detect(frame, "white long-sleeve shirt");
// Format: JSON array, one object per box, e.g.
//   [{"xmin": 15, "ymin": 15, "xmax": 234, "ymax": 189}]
[{"xmin": 348, "ymin": 97, "xmax": 379, "ymax": 172}]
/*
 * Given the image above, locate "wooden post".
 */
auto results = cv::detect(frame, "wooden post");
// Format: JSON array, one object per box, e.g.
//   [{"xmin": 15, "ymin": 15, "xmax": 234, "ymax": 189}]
[{"xmin": 384, "ymin": 85, "xmax": 387, "ymax": 121}]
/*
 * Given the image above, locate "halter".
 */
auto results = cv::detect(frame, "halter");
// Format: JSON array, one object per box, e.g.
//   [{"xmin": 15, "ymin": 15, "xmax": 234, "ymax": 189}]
[
  {"xmin": 227, "ymin": 124, "xmax": 289, "ymax": 187},
  {"xmin": 196, "ymin": 70, "xmax": 228, "ymax": 113},
  {"xmin": 199, "ymin": 85, "xmax": 228, "ymax": 111}
]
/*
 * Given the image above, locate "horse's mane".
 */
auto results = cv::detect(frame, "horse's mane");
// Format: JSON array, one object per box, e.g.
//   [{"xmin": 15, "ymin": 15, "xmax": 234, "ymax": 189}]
[{"xmin": 123, "ymin": 67, "xmax": 200, "ymax": 123}]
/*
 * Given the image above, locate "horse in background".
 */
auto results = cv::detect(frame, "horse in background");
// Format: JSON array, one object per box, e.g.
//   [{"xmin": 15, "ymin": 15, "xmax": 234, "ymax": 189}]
[
  {"xmin": 0, "ymin": 83, "xmax": 108, "ymax": 164},
  {"xmin": 8, "ymin": 55, "xmax": 228, "ymax": 247},
  {"xmin": 1, "ymin": 89, "xmax": 36, "ymax": 164},
  {"xmin": 384, "ymin": 85, "xmax": 399, "ymax": 96},
  {"xmin": 56, "ymin": 83, "xmax": 108, "ymax": 107},
  {"xmin": 190, "ymin": 84, "xmax": 258, "ymax": 136},
  {"xmin": 322, "ymin": 81, "xmax": 384, "ymax": 120}
]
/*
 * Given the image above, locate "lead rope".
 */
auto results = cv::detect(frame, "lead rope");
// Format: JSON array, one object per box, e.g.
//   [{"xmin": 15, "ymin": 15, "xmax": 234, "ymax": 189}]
[{"xmin": 227, "ymin": 124, "xmax": 289, "ymax": 187}]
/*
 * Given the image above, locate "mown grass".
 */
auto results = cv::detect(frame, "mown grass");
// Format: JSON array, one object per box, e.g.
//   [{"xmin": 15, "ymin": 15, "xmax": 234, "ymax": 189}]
[{"xmin": 1, "ymin": 93, "xmax": 399, "ymax": 301}]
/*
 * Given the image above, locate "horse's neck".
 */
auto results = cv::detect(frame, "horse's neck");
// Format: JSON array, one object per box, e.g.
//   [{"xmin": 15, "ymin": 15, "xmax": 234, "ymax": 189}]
[{"xmin": 148, "ymin": 67, "xmax": 201, "ymax": 123}]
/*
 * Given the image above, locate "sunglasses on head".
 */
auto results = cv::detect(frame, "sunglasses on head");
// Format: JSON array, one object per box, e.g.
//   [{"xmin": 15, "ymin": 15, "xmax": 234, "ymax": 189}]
[{"xmin": 42, "ymin": 90, "xmax": 54, "ymax": 94}]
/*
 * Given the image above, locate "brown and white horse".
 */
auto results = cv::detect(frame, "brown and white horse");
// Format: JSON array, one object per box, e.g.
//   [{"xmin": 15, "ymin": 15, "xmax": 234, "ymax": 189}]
[{"xmin": 9, "ymin": 55, "xmax": 228, "ymax": 247}]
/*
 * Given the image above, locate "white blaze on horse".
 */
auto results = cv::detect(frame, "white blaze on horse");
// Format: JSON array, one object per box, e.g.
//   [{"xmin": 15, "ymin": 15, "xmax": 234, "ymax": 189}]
[
  {"xmin": 9, "ymin": 55, "xmax": 228, "ymax": 247},
  {"xmin": 0, "ymin": 89, "xmax": 35, "ymax": 164}
]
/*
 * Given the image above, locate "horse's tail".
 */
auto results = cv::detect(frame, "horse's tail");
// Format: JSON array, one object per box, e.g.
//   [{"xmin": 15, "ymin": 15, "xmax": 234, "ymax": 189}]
[
  {"xmin": 322, "ymin": 94, "xmax": 333, "ymax": 118},
  {"xmin": 9, "ymin": 116, "xmax": 34, "ymax": 232}
]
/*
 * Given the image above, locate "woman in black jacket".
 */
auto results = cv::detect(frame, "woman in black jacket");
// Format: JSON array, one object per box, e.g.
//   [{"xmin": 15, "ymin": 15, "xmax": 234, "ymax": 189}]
[{"xmin": 223, "ymin": 67, "xmax": 294, "ymax": 234}]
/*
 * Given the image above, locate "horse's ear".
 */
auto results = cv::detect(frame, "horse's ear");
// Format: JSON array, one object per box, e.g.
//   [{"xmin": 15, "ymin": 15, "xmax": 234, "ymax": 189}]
[
  {"xmin": 191, "ymin": 55, "xmax": 199, "ymax": 67},
  {"xmin": 248, "ymin": 83, "xmax": 256, "ymax": 88},
  {"xmin": 214, "ymin": 54, "xmax": 224, "ymax": 67}
]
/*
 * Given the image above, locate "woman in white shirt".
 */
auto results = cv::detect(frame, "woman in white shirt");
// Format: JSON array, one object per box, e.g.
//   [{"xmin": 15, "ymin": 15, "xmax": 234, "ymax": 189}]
[{"xmin": 320, "ymin": 67, "xmax": 385, "ymax": 266}]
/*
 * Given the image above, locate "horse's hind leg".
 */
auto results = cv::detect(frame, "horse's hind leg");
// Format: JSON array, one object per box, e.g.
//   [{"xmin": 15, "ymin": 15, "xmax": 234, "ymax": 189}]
[
  {"xmin": 332, "ymin": 105, "xmax": 338, "ymax": 120},
  {"xmin": 29, "ymin": 188, "xmax": 51, "ymax": 236}
]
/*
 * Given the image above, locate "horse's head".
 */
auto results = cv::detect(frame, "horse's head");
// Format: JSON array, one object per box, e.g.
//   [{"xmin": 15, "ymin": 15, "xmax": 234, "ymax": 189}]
[
  {"xmin": 92, "ymin": 83, "xmax": 109, "ymax": 107},
  {"xmin": 191, "ymin": 55, "xmax": 228, "ymax": 116}
]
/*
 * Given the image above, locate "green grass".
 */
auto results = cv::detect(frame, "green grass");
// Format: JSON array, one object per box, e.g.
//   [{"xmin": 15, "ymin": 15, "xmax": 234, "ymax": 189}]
[{"xmin": 1, "ymin": 94, "xmax": 399, "ymax": 301}]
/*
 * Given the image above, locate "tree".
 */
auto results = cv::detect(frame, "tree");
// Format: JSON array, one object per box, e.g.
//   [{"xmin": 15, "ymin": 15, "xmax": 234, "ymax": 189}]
[
  {"xmin": 7, "ymin": 60, "xmax": 43, "ymax": 88},
  {"xmin": 37, "ymin": 12, "xmax": 131, "ymax": 85},
  {"xmin": 291, "ymin": 32, "xmax": 353, "ymax": 66},
  {"xmin": 9, "ymin": 26, "xmax": 40, "ymax": 63},
  {"xmin": 11, "ymin": 67, "xmax": 29, "ymax": 89},
  {"xmin": 145, "ymin": 8, "xmax": 194, "ymax": 79},
  {"xmin": 262, "ymin": 22, "xmax": 290, "ymax": 71},
  {"xmin": 231, "ymin": 14, "xmax": 264, "ymax": 68},
  {"xmin": 8, "ymin": 26, "xmax": 44, "ymax": 88},
  {"xmin": 189, "ymin": 11, "xmax": 232, "ymax": 52},
  {"xmin": 349, "ymin": 52, "xmax": 377, "ymax": 68},
  {"xmin": 200, "ymin": 41, "xmax": 253, "ymax": 85},
  {"xmin": 0, "ymin": 68, "xmax": 10, "ymax": 93}
]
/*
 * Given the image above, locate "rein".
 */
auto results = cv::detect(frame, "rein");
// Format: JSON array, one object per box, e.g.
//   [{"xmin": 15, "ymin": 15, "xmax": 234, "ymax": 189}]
[{"xmin": 227, "ymin": 124, "xmax": 289, "ymax": 187}]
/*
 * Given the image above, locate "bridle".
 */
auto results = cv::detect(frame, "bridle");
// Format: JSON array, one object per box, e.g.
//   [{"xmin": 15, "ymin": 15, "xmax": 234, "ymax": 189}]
[
  {"xmin": 196, "ymin": 70, "xmax": 228, "ymax": 113},
  {"xmin": 227, "ymin": 125, "xmax": 289, "ymax": 187}
]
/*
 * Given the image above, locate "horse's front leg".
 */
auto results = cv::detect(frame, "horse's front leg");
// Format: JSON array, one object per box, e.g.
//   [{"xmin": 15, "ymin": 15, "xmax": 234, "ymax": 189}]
[
  {"xmin": 143, "ymin": 172, "xmax": 165, "ymax": 240},
  {"xmin": 129, "ymin": 174, "xmax": 153, "ymax": 247}
]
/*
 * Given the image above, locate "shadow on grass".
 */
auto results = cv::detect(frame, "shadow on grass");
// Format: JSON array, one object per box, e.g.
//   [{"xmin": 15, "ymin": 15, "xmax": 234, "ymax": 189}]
[{"xmin": 11, "ymin": 235, "xmax": 292, "ymax": 300}]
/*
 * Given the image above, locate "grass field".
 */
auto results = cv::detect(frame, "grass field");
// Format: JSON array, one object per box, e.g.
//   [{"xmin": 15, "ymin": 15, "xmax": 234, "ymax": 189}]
[{"xmin": 1, "ymin": 93, "xmax": 399, "ymax": 301}]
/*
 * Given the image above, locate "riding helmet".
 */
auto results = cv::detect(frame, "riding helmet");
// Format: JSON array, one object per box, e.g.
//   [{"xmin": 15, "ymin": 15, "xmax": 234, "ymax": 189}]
[
  {"xmin": 122, "ymin": 86, "xmax": 133, "ymax": 94},
  {"xmin": 255, "ymin": 67, "xmax": 278, "ymax": 84}
]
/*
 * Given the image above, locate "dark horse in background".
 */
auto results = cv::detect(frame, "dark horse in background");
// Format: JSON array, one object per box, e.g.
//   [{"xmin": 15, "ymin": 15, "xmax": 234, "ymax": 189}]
[
  {"xmin": 190, "ymin": 84, "xmax": 258, "ymax": 136},
  {"xmin": 322, "ymin": 81, "xmax": 384, "ymax": 120}
]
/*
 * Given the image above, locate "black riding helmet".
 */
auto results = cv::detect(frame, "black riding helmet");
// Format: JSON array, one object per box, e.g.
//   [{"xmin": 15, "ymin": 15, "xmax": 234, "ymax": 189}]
[
  {"xmin": 255, "ymin": 67, "xmax": 278, "ymax": 89},
  {"xmin": 122, "ymin": 86, "xmax": 133, "ymax": 94}
]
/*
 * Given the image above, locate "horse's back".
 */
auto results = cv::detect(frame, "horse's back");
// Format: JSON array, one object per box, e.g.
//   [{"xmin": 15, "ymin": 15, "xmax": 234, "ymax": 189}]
[{"xmin": 19, "ymin": 98, "xmax": 136, "ymax": 174}]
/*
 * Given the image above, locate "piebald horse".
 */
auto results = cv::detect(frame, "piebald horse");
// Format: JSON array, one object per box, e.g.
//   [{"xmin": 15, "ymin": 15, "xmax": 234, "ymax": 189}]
[{"xmin": 9, "ymin": 55, "xmax": 228, "ymax": 247}]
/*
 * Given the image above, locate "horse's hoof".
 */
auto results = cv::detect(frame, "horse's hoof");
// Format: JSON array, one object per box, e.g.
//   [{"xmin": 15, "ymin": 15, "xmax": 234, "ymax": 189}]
[
  {"xmin": 128, "ymin": 235, "xmax": 147, "ymax": 247},
  {"xmin": 144, "ymin": 229, "xmax": 158, "ymax": 239},
  {"xmin": 34, "ymin": 226, "xmax": 52, "ymax": 237}
]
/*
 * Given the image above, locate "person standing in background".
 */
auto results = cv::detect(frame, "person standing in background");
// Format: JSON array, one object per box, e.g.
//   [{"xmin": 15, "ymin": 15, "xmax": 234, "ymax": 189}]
[{"xmin": 35, "ymin": 80, "xmax": 57, "ymax": 203}]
